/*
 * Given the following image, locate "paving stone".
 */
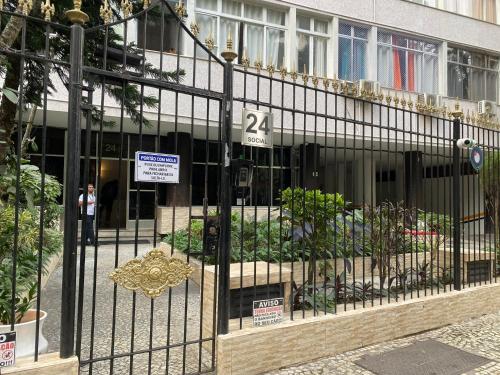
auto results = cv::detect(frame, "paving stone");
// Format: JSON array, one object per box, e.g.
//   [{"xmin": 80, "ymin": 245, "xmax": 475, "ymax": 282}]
[{"xmin": 264, "ymin": 312, "xmax": 500, "ymax": 375}]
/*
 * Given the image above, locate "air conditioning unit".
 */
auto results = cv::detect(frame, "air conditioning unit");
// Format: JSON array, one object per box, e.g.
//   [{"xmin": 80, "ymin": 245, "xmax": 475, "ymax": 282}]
[
  {"xmin": 477, "ymin": 100, "xmax": 497, "ymax": 117},
  {"xmin": 417, "ymin": 93, "xmax": 442, "ymax": 112},
  {"xmin": 357, "ymin": 80, "xmax": 381, "ymax": 99},
  {"xmin": 340, "ymin": 80, "xmax": 357, "ymax": 96}
]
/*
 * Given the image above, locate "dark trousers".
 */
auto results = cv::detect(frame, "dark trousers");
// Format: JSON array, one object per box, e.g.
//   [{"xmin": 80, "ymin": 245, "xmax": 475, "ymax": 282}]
[{"xmin": 85, "ymin": 215, "xmax": 95, "ymax": 244}]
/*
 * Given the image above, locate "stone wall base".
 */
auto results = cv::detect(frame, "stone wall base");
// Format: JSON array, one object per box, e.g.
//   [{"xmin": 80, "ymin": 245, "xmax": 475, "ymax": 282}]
[
  {"xmin": 217, "ymin": 283, "xmax": 500, "ymax": 375},
  {"xmin": 2, "ymin": 353, "xmax": 78, "ymax": 375}
]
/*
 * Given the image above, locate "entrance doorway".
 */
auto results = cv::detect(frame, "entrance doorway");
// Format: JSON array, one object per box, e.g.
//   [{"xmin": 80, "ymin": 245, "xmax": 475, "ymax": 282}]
[{"xmin": 98, "ymin": 159, "xmax": 127, "ymax": 229}]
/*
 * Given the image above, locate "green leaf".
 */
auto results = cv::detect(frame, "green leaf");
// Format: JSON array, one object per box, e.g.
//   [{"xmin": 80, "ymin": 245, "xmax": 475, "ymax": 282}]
[{"xmin": 1, "ymin": 87, "xmax": 18, "ymax": 104}]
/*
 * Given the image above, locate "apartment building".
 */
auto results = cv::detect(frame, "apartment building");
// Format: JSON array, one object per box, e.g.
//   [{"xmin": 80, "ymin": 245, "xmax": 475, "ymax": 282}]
[{"xmin": 29, "ymin": 0, "xmax": 500, "ymax": 230}]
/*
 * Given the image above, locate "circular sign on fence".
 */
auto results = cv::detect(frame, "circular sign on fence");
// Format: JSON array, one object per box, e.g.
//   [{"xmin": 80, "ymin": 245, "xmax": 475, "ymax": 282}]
[{"xmin": 469, "ymin": 146, "xmax": 484, "ymax": 171}]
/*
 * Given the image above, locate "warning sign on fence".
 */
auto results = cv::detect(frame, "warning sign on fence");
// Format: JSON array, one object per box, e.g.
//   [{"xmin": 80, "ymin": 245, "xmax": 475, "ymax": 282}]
[
  {"xmin": 134, "ymin": 152, "xmax": 180, "ymax": 183},
  {"xmin": 253, "ymin": 297, "xmax": 284, "ymax": 327},
  {"xmin": 0, "ymin": 332, "xmax": 16, "ymax": 368}
]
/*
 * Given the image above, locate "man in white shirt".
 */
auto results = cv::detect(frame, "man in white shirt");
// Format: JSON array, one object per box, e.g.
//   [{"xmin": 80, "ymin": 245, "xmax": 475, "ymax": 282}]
[{"xmin": 79, "ymin": 183, "xmax": 96, "ymax": 245}]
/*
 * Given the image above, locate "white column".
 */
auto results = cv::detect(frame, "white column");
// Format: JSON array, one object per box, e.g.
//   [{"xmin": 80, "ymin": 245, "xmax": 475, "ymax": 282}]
[
  {"xmin": 367, "ymin": 25, "xmax": 378, "ymax": 81},
  {"xmin": 127, "ymin": 19, "xmax": 138, "ymax": 46},
  {"xmin": 286, "ymin": 7, "xmax": 297, "ymax": 71},
  {"xmin": 354, "ymin": 157, "xmax": 377, "ymax": 206},
  {"xmin": 438, "ymin": 41, "xmax": 448, "ymax": 97},
  {"xmin": 496, "ymin": 0, "xmax": 500, "ymax": 24},
  {"xmin": 184, "ymin": 0, "xmax": 196, "ymax": 57},
  {"xmin": 329, "ymin": 16, "xmax": 339, "ymax": 78}
]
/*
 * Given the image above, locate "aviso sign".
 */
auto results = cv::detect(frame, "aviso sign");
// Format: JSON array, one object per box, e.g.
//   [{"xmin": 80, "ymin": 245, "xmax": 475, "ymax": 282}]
[
  {"xmin": 253, "ymin": 297, "xmax": 284, "ymax": 327},
  {"xmin": 241, "ymin": 108, "xmax": 273, "ymax": 149}
]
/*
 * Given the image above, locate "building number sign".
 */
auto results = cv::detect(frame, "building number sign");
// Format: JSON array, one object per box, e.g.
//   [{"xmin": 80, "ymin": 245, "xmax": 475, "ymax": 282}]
[{"xmin": 242, "ymin": 108, "xmax": 273, "ymax": 149}]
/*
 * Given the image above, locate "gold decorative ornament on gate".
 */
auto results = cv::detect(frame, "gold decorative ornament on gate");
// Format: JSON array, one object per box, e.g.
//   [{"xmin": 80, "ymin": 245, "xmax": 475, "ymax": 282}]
[{"xmin": 109, "ymin": 249, "xmax": 193, "ymax": 299}]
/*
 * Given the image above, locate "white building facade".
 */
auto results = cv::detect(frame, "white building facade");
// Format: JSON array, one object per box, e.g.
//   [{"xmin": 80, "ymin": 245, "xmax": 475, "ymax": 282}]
[{"xmin": 29, "ymin": 0, "xmax": 500, "ymax": 231}]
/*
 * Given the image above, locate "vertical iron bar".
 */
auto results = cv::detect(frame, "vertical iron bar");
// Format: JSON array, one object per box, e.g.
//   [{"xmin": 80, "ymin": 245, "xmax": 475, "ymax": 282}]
[
  {"xmin": 60, "ymin": 23, "xmax": 84, "ymax": 359},
  {"xmin": 217, "ymin": 61, "xmax": 234, "ymax": 335},
  {"xmin": 453, "ymin": 117, "xmax": 462, "ymax": 291}
]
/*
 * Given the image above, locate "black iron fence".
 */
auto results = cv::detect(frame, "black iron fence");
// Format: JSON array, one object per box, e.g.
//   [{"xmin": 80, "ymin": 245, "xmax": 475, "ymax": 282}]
[{"xmin": 0, "ymin": 1, "xmax": 498, "ymax": 374}]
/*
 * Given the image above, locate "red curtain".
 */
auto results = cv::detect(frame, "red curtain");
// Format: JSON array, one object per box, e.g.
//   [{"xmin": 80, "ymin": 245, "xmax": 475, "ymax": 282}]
[
  {"xmin": 408, "ymin": 52, "xmax": 415, "ymax": 91},
  {"xmin": 393, "ymin": 49, "xmax": 402, "ymax": 90}
]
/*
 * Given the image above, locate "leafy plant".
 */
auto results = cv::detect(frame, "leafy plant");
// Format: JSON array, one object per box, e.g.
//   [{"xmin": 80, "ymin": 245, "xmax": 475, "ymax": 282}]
[
  {"xmin": 163, "ymin": 212, "xmax": 295, "ymax": 265},
  {"xmin": 281, "ymin": 187, "xmax": 345, "ymax": 284},
  {"xmin": 480, "ymin": 151, "xmax": 500, "ymax": 249},
  {"xmin": 0, "ymin": 161, "xmax": 62, "ymax": 324},
  {"xmin": 366, "ymin": 201, "xmax": 409, "ymax": 289}
]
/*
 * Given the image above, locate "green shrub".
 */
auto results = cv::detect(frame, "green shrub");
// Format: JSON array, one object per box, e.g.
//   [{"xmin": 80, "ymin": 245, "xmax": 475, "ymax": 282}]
[{"xmin": 0, "ymin": 162, "xmax": 63, "ymax": 324}]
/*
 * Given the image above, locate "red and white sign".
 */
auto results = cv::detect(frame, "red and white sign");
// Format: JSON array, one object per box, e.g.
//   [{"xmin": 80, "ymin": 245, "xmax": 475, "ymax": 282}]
[
  {"xmin": 0, "ymin": 332, "xmax": 16, "ymax": 368},
  {"xmin": 253, "ymin": 298, "xmax": 284, "ymax": 327}
]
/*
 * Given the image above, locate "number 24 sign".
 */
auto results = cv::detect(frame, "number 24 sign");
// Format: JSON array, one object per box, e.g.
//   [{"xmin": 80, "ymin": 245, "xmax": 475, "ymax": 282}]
[{"xmin": 241, "ymin": 108, "xmax": 273, "ymax": 149}]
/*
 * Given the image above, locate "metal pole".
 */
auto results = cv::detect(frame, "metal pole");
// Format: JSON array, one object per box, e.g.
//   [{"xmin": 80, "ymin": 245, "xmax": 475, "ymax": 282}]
[
  {"xmin": 218, "ymin": 38, "xmax": 237, "ymax": 335},
  {"xmin": 452, "ymin": 113, "xmax": 462, "ymax": 291},
  {"xmin": 60, "ymin": 22, "xmax": 84, "ymax": 358}
]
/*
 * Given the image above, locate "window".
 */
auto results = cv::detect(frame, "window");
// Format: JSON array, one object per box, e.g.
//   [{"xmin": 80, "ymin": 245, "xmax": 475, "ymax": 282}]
[
  {"xmin": 296, "ymin": 16, "xmax": 329, "ymax": 76},
  {"xmin": 408, "ymin": 0, "xmax": 437, "ymax": 6},
  {"xmin": 338, "ymin": 22, "xmax": 368, "ymax": 82},
  {"xmin": 442, "ymin": 0, "xmax": 496, "ymax": 23},
  {"xmin": 377, "ymin": 31, "xmax": 438, "ymax": 94},
  {"xmin": 448, "ymin": 47, "xmax": 498, "ymax": 102},
  {"xmin": 195, "ymin": 0, "xmax": 286, "ymax": 67},
  {"xmin": 137, "ymin": 12, "xmax": 182, "ymax": 53}
]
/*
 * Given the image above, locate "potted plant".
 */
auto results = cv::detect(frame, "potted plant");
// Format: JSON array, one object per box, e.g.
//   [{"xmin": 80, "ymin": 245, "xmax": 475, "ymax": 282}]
[{"xmin": 0, "ymin": 162, "xmax": 62, "ymax": 357}]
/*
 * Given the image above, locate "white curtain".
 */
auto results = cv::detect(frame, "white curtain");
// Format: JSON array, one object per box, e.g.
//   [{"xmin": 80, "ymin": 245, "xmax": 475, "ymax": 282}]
[
  {"xmin": 457, "ymin": 0, "xmax": 473, "ymax": 16},
  {"xmin": 423, "ymin": 54, "xmax": 438, "ymax": 93},
  {"xmin": 414, "ymin": 53, "xmax": 423, "ymax": 92},
  {"xmin": 266, "ymin": 10, "xmax": 285, "ymax": 67},
  {"xmin": 222, "ymin": 0, "xmax": 240, "ymax": 16},
  {"xmin": 246, "ymin": 24, "xmax": 264, "ymax": 64},
  {"xmin": 266, "ymin": 28, "xmax": 284, "ymax": 67},
  {"xmin": 377, "ymin": 45, "xmax": 393, "ymax": 88},
  {"xmin": 442, "ymin": 0, "xmax": 457, "ymax": 11},
  {"xmin": 313, "ymin": 37, "xmax": 327, "ymax": 76},
  {"xmin": 297, "ymin": 32, "xmax": 310, "ymax": 72},
  {"xmin": 196, "ymin": 13, "xmax": 218, "ymax": 55},
  {"xmin": 244, "ymin": 3, "xmax": 263, "ymax": 21},
  {"xmin": 220, "ymin": 18, "xmax": 239, "ymax": 55},
  {"xmin": 196, "ymin": 0, "xmax": 217, "ymax": 11}
]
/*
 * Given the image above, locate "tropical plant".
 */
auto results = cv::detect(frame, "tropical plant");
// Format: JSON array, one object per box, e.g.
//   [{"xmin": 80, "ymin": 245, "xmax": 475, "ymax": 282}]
[
  {"xmin": 0, "ymin": 1, "xmax": 185, "ymax": 163},
  {"xmin": 480, "ymin": 151, "xmax": 500, "ymax": 248},
  {"xmin": 163, "ymin": 212, "xmax": 295, "ymax": 265},
  {"xmin": 281, "ymin": 187, "xmax": 345, "ymax": 284},
  {"xmin": 0, "ymin": 161, "xmax": 62, "ymax": 324},
  {"xmin": 365, "ymin": 201, "xmax": 410, "ymax": 289}
]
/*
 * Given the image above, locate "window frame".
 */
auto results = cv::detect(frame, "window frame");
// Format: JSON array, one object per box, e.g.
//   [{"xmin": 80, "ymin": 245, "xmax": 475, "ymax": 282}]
[
  {"xmin": 447, "ymin": 46, "xmax": 499, "ymax": 102},
  {"xmin": 338, "ymin": 22, "xmax": 369, "ymax": 82},
  {"xmin": 194, "ymin": 0, "xmax": 287, "ymax": 65},
  {"xmin": 377, "ymin": 30, "xmax": 439, "ymax": 93},
  {"xmin": 296, "ymin": 15, "xmax": 330, "ymax": 75}
]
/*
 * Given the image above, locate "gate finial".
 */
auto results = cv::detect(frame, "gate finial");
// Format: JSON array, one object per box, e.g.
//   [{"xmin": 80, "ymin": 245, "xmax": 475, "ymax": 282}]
[
  {"xmin": 66, "ymin": 0, "xmax": 89, "ymax": 24},
  {"xmin": 18, "ymin": 0, "xmax": 32, "ymax": 15},
  {"xmin": 100, "ymin": 0, "xmax": 112, "ymax": 24},
  {"xmin": 41, "ymin": 0, "xmax": 54, "ymax": 21},
  {"xmin": 121, "ymin": 0, "xmax": 132, "ymax": 18},
  {"xmin": 451, "ymin": 98, "xmax": 463, "ymax": 119},
  {"xmin": 175, "ymin": 1, "xmax": 187, "ymax": 19},
  {"xmin": 221, "ymin": 31, "xmax": 237, "ymax": 63},
  {"xmin": 241, "ymin": 48, "xmax": 250, "ymax": 70}
]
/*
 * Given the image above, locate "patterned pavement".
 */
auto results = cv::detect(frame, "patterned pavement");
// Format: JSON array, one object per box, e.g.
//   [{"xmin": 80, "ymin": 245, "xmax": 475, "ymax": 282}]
[{"xmin": 264, "ymin": 312, "xmax": 500, "ymax": 375}]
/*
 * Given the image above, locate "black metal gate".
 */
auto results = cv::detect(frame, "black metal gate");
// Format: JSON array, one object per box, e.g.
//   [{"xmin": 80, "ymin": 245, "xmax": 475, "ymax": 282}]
[
  {"xmin": 0, "ymin": 1, "xmax": 229, "ymax": 374},
  {"xmin": 70, "ymin": 3, "xmax": 229, "ymax": 374},
  {"xmin": 1, "ymin": 1, "xmax": 499, "ymax": 374}
]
